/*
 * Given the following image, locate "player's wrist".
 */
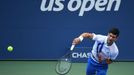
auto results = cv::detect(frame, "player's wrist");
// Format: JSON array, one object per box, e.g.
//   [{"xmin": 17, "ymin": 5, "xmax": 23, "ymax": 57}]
[
  {"xmin": 78, "ymin": 36, "xmax": 84, "ymax": 41},
  {"xmin": 106, "ymin": 59, "xmax": 112, "ymax": 64}
]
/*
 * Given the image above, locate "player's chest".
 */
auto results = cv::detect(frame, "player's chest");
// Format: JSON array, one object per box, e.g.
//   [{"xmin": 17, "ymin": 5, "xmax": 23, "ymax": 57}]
[{"xmin": 101, "ymin": 46, "xmax": 111, "ymax": 55}]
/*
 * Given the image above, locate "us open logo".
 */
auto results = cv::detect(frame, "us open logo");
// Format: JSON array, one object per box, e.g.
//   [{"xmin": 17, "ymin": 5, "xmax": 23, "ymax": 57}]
[{"xmin": 40, "ymin": 0, "xmax": 122, "ymax": 16}]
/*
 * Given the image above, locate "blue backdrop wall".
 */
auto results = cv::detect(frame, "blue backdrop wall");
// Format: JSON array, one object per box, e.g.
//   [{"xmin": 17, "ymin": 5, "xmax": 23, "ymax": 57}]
[{"xmin": 0, "ymin": 0, "xmax": 134, "ymax": 61}]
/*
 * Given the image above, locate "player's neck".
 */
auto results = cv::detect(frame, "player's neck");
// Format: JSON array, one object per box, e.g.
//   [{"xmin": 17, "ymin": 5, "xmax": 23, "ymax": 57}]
[{"xmin": 107, "ymin": 40, "xmax": 113, "ymax": 46}]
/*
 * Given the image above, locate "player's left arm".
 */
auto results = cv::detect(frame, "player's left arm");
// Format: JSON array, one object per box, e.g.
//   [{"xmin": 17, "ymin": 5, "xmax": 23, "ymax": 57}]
[
  {"xmin": 106, "ymin": 43, "xmax": 119, "ymax": 64},
  {"xmin": 106, "ymin": 48, "xmax": 119, "ymax": 64}
]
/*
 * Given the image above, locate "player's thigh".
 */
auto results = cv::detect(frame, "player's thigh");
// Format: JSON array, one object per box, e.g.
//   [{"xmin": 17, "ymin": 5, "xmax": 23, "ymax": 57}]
[
  {"xmin": 86, "ymin": 62, "xmax": 96, "ymax": 75},
  {"xmin": 96, "ymin": 68, "xmax": 107, "ymax": 75}
]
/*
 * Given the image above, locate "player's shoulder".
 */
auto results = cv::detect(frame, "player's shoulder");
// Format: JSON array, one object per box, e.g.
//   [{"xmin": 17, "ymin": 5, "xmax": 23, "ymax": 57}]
[
  {"xmin": 92, "ymin": 33, "xmax": 107, "ymax": 42},
  {"xmin": 93, "ymin": 33, "xmax": 106, "ymax": 38}
]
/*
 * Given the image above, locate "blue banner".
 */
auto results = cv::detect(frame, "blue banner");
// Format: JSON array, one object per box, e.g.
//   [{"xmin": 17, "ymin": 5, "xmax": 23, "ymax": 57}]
[
  {"xmin": 71, "ymin": 47, "xmax": 91, "ymax": 63},
  {"xmin": 0, "ymin": 0, "xmax": 134, "ymax": 61}
]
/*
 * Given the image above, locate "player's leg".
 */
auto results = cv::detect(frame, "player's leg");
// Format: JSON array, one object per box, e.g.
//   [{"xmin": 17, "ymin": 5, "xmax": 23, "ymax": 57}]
[
  {"xmin": 86, "ymin": 58, "xmax": 96, "ymax": 75},
  {"xmin": 96, "ymin": 69, "xmax": 107, "ymax": 75},
  {"xmin": 96, "ymin": 65, "xmax": 108, "ymax": 75}
]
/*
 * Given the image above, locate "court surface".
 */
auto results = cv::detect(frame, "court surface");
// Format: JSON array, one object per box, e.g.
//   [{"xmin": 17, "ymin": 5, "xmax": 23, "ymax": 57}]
[{"xmin": 0, "ymin": 61, "xmax": 134, "ymax": 75}]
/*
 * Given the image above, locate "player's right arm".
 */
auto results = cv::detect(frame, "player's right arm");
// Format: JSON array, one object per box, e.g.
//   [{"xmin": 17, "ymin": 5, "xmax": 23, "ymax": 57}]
[{"xmin": 72, "ymin": 33, "xmax": 94, "ymax": 45}]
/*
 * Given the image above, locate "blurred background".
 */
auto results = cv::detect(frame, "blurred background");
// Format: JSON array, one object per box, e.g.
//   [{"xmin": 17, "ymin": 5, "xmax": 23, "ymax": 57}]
[
  {"xmin": 0, "ymin": 0, "xmax": 134, "ymax": 61},
  {"xmin": 0, "ymin": 0, "xmax": 134, "ymax": 75}
]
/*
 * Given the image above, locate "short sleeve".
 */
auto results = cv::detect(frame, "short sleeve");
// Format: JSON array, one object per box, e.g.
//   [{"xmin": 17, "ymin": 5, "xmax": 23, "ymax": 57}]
[
  {"xmin": 92, "ymin": 33, "xmax": 97, "ymax": 40},
  {"xmin": 92, "ymin": 33, "xmax": 105, "ymax": 42}
]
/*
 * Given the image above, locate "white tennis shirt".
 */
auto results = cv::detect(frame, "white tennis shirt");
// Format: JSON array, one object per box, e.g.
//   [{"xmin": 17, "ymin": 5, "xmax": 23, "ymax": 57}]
[{"xmin": 91, "ymin": 33, "xmax": 119, "ymax": 62}]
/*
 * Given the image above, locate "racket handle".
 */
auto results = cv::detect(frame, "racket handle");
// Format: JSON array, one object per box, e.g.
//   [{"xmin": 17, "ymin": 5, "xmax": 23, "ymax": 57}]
[{"xmin": 70, "ymin": 45, "xmax": 75, "ymax": 51}]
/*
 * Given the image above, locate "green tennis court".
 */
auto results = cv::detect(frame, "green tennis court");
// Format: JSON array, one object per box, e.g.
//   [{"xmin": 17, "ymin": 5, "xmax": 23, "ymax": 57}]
[{"xmin": 0, "ymin": 61, "xmax": 134, "ymax": 75}]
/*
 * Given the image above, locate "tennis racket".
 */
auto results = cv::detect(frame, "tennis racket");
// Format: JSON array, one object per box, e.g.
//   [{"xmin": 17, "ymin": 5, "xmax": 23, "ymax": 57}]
[{"xmin": 55, "ymin": 45, "xmax": 75, "ymax": 75}]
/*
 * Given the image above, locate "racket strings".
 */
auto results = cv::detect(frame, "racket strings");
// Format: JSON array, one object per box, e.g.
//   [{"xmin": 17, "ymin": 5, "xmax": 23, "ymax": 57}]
[
  {"xmin": 55, "ymin": 49, "xmax": 73, "ymax": 75},
  {"xmin": 56, "ymin": 57, "xmax": 72, "ymax": 74}
]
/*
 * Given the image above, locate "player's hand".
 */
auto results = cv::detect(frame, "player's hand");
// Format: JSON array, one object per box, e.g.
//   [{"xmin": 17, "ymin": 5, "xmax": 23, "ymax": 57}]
[
  {"xmin": 98, "ymin": 53, "xmax": 103, "ymax": 63},
  {"xmin": 98, "ymin": 55, "xmax": 102, "ymax": 63},
  {"xmin": 72, "ymin": 38, "xmax": 81, "ymax": 45},
  {"xmin": 106, "ymin": 59, "xmax": 112, "ymax": 64}
]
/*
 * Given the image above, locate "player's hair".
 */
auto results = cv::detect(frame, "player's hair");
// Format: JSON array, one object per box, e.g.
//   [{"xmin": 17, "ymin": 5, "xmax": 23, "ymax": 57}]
[{"xmin": 109, "ymin": 28, "xmax": 120, "ymax": 37}]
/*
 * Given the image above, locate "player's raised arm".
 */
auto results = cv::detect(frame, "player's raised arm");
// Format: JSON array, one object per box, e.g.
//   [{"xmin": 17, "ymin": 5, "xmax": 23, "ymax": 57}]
[{"xmin": 72, "ymin": 32, "xmax": 94, "ymax": 45}]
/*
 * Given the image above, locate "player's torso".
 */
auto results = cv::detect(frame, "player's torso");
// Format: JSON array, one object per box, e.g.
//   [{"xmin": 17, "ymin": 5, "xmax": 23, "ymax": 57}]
[{"xmin": 91, "ymin": 36, "xmax": 118, "ymax": 60}]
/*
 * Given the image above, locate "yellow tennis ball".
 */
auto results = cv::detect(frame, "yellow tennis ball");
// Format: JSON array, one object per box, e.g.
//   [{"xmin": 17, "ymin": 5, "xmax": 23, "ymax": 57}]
[{"xmin": 7, "ymin": 46, "xmax": 13, "ymax": 52}]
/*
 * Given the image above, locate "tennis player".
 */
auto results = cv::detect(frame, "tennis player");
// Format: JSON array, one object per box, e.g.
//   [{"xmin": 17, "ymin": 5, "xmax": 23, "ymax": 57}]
[{"xmin": 72, "ymin": 28, "xmax": 120, "ymax": 75}]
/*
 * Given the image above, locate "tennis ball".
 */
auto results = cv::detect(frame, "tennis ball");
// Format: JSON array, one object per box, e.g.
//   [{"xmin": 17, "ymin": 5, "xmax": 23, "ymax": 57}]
[{"xmin": 7, "ymin": 46, "xmax": 13, "ymax": 52}]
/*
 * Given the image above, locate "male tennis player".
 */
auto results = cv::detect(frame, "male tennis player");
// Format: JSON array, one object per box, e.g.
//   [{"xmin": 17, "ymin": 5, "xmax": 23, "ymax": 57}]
[{"xmin": 72, "ymin": 28, "xmax": 120, "ymax": 75}]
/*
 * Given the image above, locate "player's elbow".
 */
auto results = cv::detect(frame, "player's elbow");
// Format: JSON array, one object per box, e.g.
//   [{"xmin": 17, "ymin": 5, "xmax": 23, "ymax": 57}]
[{"xmin": 81, "ymin": 32, "xmax": 93, "ymax": 38}]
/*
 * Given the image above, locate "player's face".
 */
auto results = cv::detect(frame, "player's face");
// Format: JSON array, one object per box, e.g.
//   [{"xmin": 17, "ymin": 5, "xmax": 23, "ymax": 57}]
[{"xmin": 107, "ymin": 33, "xmax": 118, "ymax": 44}]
